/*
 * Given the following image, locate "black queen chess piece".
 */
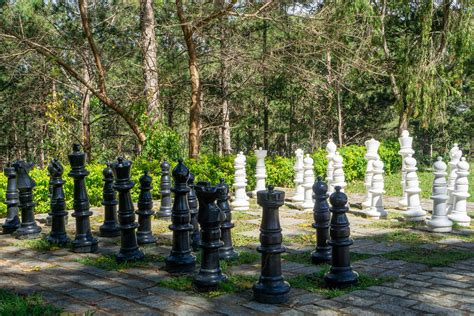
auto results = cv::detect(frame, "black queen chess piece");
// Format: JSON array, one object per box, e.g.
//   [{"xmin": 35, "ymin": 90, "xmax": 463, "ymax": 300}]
[
  {"xmin": 253, "ymin": 185, "xmax": 291, "ymax": 304},
  {"xmin": 217, "ymin": 178, "xmax": 238, "ymax": 260},
  {"xmin": 99, "ymin": 163, "xmax": 120, "ymax": 237},
  {"xmin": 311, "ymin": 176, "xmax": 332, "ymax": 264},
  {"xmin": 68, "ymin": 144, "xmax": 98, "ymax": 252},
  {"xmin": 187, "ymin": 172, "xmax": 200, "ymax": 251},
  {"xmin": 324, "ymin": 186, "xmax": 358, "ymax": 288},
  {"xmin": 136, "ymin": 171, "xmax": 157, "ymax": 245},
  {"xmin": 157, "ymin": 159, "xmax": 172, "ymax": 218},
  {"xmin": 2, "ymin": 164, "xmax": 20, "ymax": 234}
]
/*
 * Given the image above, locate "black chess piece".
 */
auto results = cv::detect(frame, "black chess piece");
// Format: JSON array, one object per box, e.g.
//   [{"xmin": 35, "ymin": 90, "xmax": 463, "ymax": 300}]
[
  {"xmin": 46, "ymin": 159, "xmax": 70, "ymax": 246},
  {"xmin": 165, "ymin": 159, "xmax": 196, "ymax": 274},
  {"xmin": 136, "ymin": 171, "xmax": 157, "ymax": 245},
  {"xmin": 324, "ymin": 186, "xmax": 358, "ymax": 288},
  {"xmin": 311, "ymin": 176, "xmax": 332, "ymax": 264},
  {"xmin": 12, "ymin": 161, "xmax": 42, "ymax": 239},
  {"xmin": 193, "ymin": 182, "xmax": 227, "ymax": 291},
  {"xmin": 188, "ymin": 172, "xmax": 200, "ymax": 251},
  {"xmin": 217, "ymin": 178, "xmax": 238, "ymax": 260},
  {"xmin": 2, "ymin": 164, "xmax": 20, "ymax": 234},
  {"xmin": 157, "ymin": 159, "xmax": 172, "ymax": 218},
  {"xmin": 112, "ymin": 157, "xmax": 144, "ymax": 263},
  {"xmin": 68, "ymin": 144, "xmax": 98, "ymax": 253},
  {"xmin": 99, "ymin": 163, "xmax": 120, "ymax": 237},
  {"xmin": 45, "ymin": 171, "xmax": 54, "ymax": 226},
  {"xmin": 253, "ymin": 185, "xmax": 290, "ymax": 304}
]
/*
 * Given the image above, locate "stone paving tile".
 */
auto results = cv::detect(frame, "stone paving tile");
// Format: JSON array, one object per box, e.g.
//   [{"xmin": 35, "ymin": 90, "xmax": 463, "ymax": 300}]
[{"xmin": 104, "ymin": 285, "xmax": 149, "ymax": 299}]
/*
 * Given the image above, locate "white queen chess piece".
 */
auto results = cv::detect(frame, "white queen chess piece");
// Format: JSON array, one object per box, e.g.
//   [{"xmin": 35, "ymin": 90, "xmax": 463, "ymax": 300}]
[
  {"xmin": 402, "ymin": 155, "xmax": 426, "ymax": 222},
  {"xmin": 446, "ymin": 144, "xmax": 462, "ymax": 214},
  {"xmin": 292, "ymin": 149, "xmax": 305, "ymax": 202},
  {"xmin": 448, "ymin": 157, "xmax": 471, "ymax": 227},
  {"xmin": 364, "ymin": 159, "xmax": 387, "ymax": 219},
  {"xmin": 427, "ymin": 157, "xmax": 452, "ymax": 232},
  {"xmin": 326, "ymin": 139, "xmax": 337, "ymax": 194},
  {"xmin": 301, "ymin": 154, "xmax": 315, "ymax": 210},
  {"xmin": 231, "ymin": 152, "xmax": 249, "ymax": 211},
  {"xmin": 362, "ymin": 138, "xmax": 380, "ymax": 208},
  {"xmin": 398, "ymin": 130, "xmax": 415, "ymax": 209},
  {"xmin": 253, "ymin": 148, "xmax": 267, "ymax": 195}
]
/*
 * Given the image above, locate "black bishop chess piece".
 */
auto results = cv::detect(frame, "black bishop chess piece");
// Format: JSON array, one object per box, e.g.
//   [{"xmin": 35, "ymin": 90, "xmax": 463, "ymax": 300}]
[
  {"xmin": 112, "ymin": 157, "xmax": 144, "ymax": 263},
  {"xmin": 193, "ymin": 181, "xmax": 227, "ymax": 291},
  {"xmin": 217, "ymin": 178, "xmax": 238, "ymax": 260},
  {"xmin": 187, "ymin": 172, "xmax": 200, "ymax": 251},
  {"xmin": 136, "ymin": 171, "xmax": 157, "ymax": 245},
  {"xmin": 157, "ymin": 159, "xmax": 172, "ymax": 218},
  {"xmin": 99, "ymin": 163, "xmax": 120, "ymax": 237},
  {"xmin": 165, "ymin": 159, "xmax": 196, "ymax": 274},
  {"xmin": 2, "ymin": 164, "xmax": 20, "ymax": 234},
  {"xmin": 253, "ymin": 185, "xmax": 291, "ymax": 304},
  {"xmin": 311, "ymin": 176, "xmax": 332, "ymax": 264},
  {"xmin": 68, "ymin": 144, "xmax": 98, "ymax": 252},
  {"xmin": 324, "ymin": 186, "xmax": 358, "ymax": 288}
]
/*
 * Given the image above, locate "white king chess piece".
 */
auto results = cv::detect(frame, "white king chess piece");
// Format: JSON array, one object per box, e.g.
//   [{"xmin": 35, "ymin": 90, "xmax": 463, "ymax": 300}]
[
  {"xmin": 331, "ymin": 152, "xmax": 346, "ymax": 192},
  {"xmin": 398, "ymin": 130, "xmax": 414, "ymax": 208},
  {"xmin": 292, "ymin": 149, "xmax": 305, "ymax": 202},
  {"xmin": 446, "ymin": 144, "xmax": 462, "ymax": 214},
  {"xmin": 402, "ymin": 155, "xmax": 426, "ymax": 222},
  {"xmin": 362, "ymin": 138, "xmax": 380, "ymax": 208},
  {"xmin": 253, "ymin": 147, "xmax": 267, "ymax": 195},
  {"xmin": 364, "ymin": 159, "xmax": 387, "ymax": 219},
  {"xmin": 231, "ymin": 152, "xmax": 249, "ymax": 211},
  {"xmin": 427, "ymin": 157, "xmax": 452, "ymax": 232},
  {"xmin": 448, "ymin": 157, "xmax": 471, "ymax": 227},
  {"xmin": 301, "ymin": 154, "xmax": 315, "ymax": 210},
  {"xmin": 326, "ymin": 139, "xmax": 337, "ymax": 194}
]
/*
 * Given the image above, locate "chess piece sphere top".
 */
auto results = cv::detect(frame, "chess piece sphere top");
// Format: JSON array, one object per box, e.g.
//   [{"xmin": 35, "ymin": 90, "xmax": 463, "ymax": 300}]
[
  {"xmin": 433, "ymin": 157, "xmax": 447, "ymax": 172},
  {"xmin": 449, "ymin": 144, "xmax": 460, "ymax": 157},
  {"xmin": 139, "ymin": 171, "xmax": 153, "ymax": 187},
  {"xmin": 401, "ymin": 130, "xmax": 409, "ymax": 137},
  {"xmin": 103, "ymin": 163, "xmax": 113, "ymax": 177},
  {"xmin": 295, "ymin": 148, "xmax": 304, "ymax": 156},
  {"xmin": 452, "ymin": 148, "xmax": 463, "ymax": 160},
  {"xmin": 329, "ymin": 186, "xmax": 347, "ymax": 208},
  {"xmin": 239, "ymin": 151, "xmax": 243, "ymax": 155},
  {"xmin": 313, "ymin": 177, "xmax": 328, "ymax": 195},
  {"xmin": 304, "ymin": 154, "xmax": 314, "ymax": 165},
  {"xmin": 405, "ymin": 155, "xmax": 417, "ymax": 168},
  {"xmin": 172, "ymin": 159, "xmax": 189, "ymax": 183},
  {"xmin": 161, "ymin": 159, "xmax": 170, "ymax": 170},
  {"xmin": 457, "ymin": 157, "xmax": 469, "ymax": 171},
  {"xmin": 326, "ymin": 139, "xmax": 337, "ymax": 153}
]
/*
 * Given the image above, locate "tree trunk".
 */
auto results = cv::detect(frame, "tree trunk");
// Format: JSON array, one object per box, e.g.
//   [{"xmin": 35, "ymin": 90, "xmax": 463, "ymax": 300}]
[
  {"xmin": 220, "ymin": 17, "xmax": 232, "ymax": 155},
  {"xmin": 262, "ymin": 19, "xmax": 269, "ymax": 150},
  {"xmin": 336, "ymin": 82, "xmax": 343, "ymax": 146},
  {"xmin": 398, "ymin": 105, "xmax": 409, "ymax": 135},
  {"xmin": 82, "ymin": 64, "xmax": 92, "ymax": 162},
  {"xmin": 325, "ymin": 49, "xmax": 334, "ymax": 140}
]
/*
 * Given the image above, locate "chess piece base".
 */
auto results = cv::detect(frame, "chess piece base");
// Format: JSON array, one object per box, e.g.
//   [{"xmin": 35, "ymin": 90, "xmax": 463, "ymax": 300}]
[
  {"xmin": 2, "ymin": 217, "xmax": 20, "ymax": 234},
  {"xmin": 364, "ymin": 208, "xmax": 387, "ymax": 219},
  {"xmin": 252, "ymin": 280, "xmax": 291, "ymax": 304},
  {"xmin": 116, "ymin": 248, "xmax": 145, "ymax": 263},
  {"xmin": 324, "ymin": 268, "xmax": 359, "ymax": 288},
  {"xmin": 45, "ymin": 214, "xmax": 52, "ymax": 226},
  {"xmin": 362, "ymin": 200, "xmax": 371, "ymax": 208},
  {"xmin": 14, "ymin": 224, "xmax": 42, "ymax": 239},
  {"xmin": 193, "ymin": 271, "xmax": 227, "ymax": 292},
  {"xmin": 99, "ymin": 223, "xmax": 121, "ymax": 237},
  {"xmin": 311, "ymin": 249, "xmax": 331, "ymax": 265},
  {"xmin": 165, "ymin": 255, "xmax": 196, "ymax": 274},
  {"xmin": 71, "ymin": 238, "xmax": 99, "ymax": 253},
  {"xmin": 137, "ymin": 233, "xmax": 157, "ymax": 245},
  {"xmin": 448, "ymin": 213, "xmax": 471, "ymax": 227},
  {"xmin": 219, "ymin": 248, "xmax": 239, "ymax": 261},
  {"xmin": 46, "ymin": 234, "xmax": 70, "ymax": 246}
]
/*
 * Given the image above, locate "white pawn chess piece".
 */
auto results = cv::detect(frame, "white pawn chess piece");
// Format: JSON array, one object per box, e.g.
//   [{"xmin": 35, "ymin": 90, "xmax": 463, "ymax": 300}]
[
  {"xmin": 242, "ymin": 153, "xmax": 250, "ymax": 201},
  {"xmin": 326, "ymin": 139, "xmax": 337, "ymax": 194},
  {"xmin": 402, "ymin": 155, "xmax": 426, "ymax": 221},
  {"xmin": 331, "ymin": 152, "xmax": 346, "ymax": 192},
  {"xmin": 427, "ymin": 157, "xmax": 452, "ymax": 232},
  {"xmin": 398, "ymin": 130, "xmax": 415, "ymax": 209},
  {"xmin": 448, "ymin": 157, "xmax": 471, "ymax": 227},
  {"xmin": 446, "ymin": 144, "xmax": 462, "ymax": 214},
  {"xmin": 292, "ymin": 149, "xmax": 305, "ymax": 202},
  {"xmin": 362, "ymin": 138, "xmax": 380, "ymax": 208},
  {"xmin": 364, "ymin": 159, "xmax": 387, "ymax": 219},
  {"xmin": 231, "ymin": 152, "xmax": 249, "ymax": 211},
  {"xmin": 253, "ymin": 147, "xmax": 267, "ymax": 195},
  {"xmin": 301, "ymin": 154, "xmax": 315, "ymax": 210}
]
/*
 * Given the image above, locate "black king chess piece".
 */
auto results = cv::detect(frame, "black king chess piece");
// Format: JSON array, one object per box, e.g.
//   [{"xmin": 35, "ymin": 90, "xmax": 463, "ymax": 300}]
[
  {"xmin": 187, "ymin": 172, "xmax": 200, "ymax": 251},
  {"xmin": 12, "ymin": 161, "xmax": 42, "ymax": 239},
  {"xmin": 311, "ymin": 176, "xmax": 332, "ymax": 264},
  {"xmin": 2, "ymin": 164, "xmax": 20, "ymax": 234},
  {"xmin": 136, "ymin": 171, "xmax": 157, "ymax": 245},
  {"xmin": 46, "ymin": 159, "xmax": 70, "ymax": 246},
  {"xmin": 193, "ymin": 182, "xmax": 227, "ymax": 291},
  {"xmin": 112, "ymin": 157, "xmax": 144, "ymax": 262},
  {"xmin": 253, "ymin": 185, "xmax": 291, "ymax": 304},
  {"xmin": 324, "ymin": 186, "xmax": 358, "ymax": 288},
  {"xmin": 68, "ymin": 144, "xmax": 98, "ymax": 252},
  {"xmin": 157, "ymin": 159, "xmax": 172, "ymax": 217},
  {"xmin": 165, "ymin": 159, "xmax": 196, "ymax": 273},
  {"xmin": 99, "ymin": 163, "xmax": 120, "ymax": 237},
  {"xmin": 217, "ymin": 178, "xmax": 238, "ymax": 260}
]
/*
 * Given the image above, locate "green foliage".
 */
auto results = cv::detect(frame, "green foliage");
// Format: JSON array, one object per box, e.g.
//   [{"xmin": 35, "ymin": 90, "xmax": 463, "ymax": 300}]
[
  {"xmin": 142, "ymin": 126, "xmax": 183, "ymax": 161},
  {"xmin": 14, "ymin": 235, "xmax": 60, "ymax": 251},
  {"xmin": 383, "ymin": 248, "xmax": 474, "ymax": 267},
  {"xmin": 0, "ymin": 289, "xmax": 62, "ymax": 315}
]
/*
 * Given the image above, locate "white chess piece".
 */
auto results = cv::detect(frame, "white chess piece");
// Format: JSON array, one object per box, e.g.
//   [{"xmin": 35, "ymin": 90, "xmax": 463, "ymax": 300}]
[
  {"xmin": 365, "ymin": 159, "xmax": 387, "ymax": 219},
  {"xmin": 326, "ymin": 139, "xmax": 337, "ymax": 194},
  {"xmin": 398, "ymin": 130, "xmax": 415, "ymax": 209},
  {"xmin": 402, "ymin": 155, "xmax": 426, "ymax": 221},
  {"xmin": 448, "ymin": 157, "xmax": 471, "ymax": 227},
  {"xmin": 292, "ymin": 149, "xmax": 305, "ymax": 202},
  {"xmin": 362, "ymin": 138, "xmax": 380, "ymax": 208},
  {"xmin": 446, "ymin": 144, "xmax": 462, "ymax": 214},
  {"xmin": 301, "ymin": 154, "xmax": 315, "ymax": 210},
  {"xmin": 231, "ymin": 152, "xmax": 249, "ymax": 211},
  {"xmin": 253, "ymin": 147, "xmax": 267, "ymax": 194},
  {"xmin": 331, "ymin": 152, "xmax": 346, "ymax": 192},
  {"xmin": 427, "ymin": 157, "xmax": 452, "ymax": 232}
]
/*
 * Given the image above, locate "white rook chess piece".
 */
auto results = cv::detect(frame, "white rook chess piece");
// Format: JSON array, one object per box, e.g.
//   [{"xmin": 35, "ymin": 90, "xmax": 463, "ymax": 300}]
[
  {"xmin": 326, "ymin": 139, "xmax": 337, "ymax": 194},
  {"xmin": 331, "ymin": 152, "xmax": 346, "ymax": 192},
  {"xmin": 398, "ymin": 130, "xmax": 415, "ymax": 209},
  {"xmin": 253, "ymin": 147, "xmax": 267, "ymax": 195},
  {"xmin": 365, "ymin": 159, "xmax": 387, "ymax": 219},
  {"xmin": 363, "ymin": 138, "xmax": 380, "ymax": 208},
  {"xmin": 301, "ymin": 154, "xmax": 315, "ymax": 210},
  {"xmin": 292, "ymin": 149, "xmax": 305, "ymax": 202},
  {"xmin": 448, "ymin": 157, "xmax": 471, "ymax": 227},
  {"xmin": 402, "ymin": 155, "xmax": 426, "ymax": 222},
  {"xmin": 231, "ymin": 152, "xmax": 249, "ymax": 211},
  {"xmin": 427, "ymin": 157, "xmax": 452, "ymax": 232},
  {"xmin": 446, "ymin": 144, "xmax": 462, "ymax": 214}
]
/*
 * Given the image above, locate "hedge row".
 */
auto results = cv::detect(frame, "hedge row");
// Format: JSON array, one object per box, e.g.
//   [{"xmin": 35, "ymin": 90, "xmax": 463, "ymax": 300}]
[{"xmin": 0, "ymin": 141, "xmax": 401, "ymax": 216}]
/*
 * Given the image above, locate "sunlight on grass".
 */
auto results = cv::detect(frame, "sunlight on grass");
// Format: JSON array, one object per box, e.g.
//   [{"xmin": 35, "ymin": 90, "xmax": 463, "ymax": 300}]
[
  {"xmin": 0, "ymin": 289, "xmax": 62, "ymax": 315},
  {"xmin": 14, "ymin": 236, "xmax": 62, "ymax": 251},
  {"xmin": 77, "ymin": 254, "xmax": 164, "ymax": 271},
  {"xmin": 383, "ymin": 248, "xmax": 474, "ymax": 267},
  {"xmin": 371, "ymin": 230, "xmax": 444, "ymax": 245}
]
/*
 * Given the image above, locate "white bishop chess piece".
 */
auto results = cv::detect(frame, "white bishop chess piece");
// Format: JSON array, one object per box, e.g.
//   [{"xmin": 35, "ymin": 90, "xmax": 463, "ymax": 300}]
[
  {"xmin": 253, "ymin": 147, "xmax": 267, "ymax": 195},
  {"xmin": 331, "ymin": 152, "xmax": 346, "ymax": 192},
  {"xmin": 231, "ymin": 152, "xmax": 249, "ymax": 211},
  {"xmin": 362, "ymin": 138, "xmax": 380, "ymax": 208},
  {"xmin": 398, "ymin": 130, "xmax": 415, "ymax": 209},
  {"xmin": 427, "ymin": 157, "xmax": 452, "ymax": 233},
  {"xmin": 364, "ymin": 159, "xmax": 387, "ymax": 219},
  {"xmin": 446, "ymin": 144, "xmax": 462, "ymax": 214},
  {"xmin": 402, "ymin": 155, "xmax": 426, "ymax": 222},
  {"xmin": 301, "ymin": 154, "xmax": 315, "ymax": 210},
  {"xmin": 326, "ymin": 139, "xmax": 337, "ymax": 194},
  {"xmin": 448, "ymin": 157, "xmax": 471, "ymax": 227},
  {"xmin": 292, "ymin": 149, "xmax": 305, "ymax": 202}
]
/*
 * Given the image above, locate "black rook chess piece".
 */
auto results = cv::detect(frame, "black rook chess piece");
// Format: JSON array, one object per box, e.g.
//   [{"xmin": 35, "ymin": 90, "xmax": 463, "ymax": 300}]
[
  {"xmin": 12, "ymin": 161, "xmax": 42, "ymax": 239},
  {"xmin": 253, "ymin": 185, "xmax": 291, "ymax": 304},
  {"xmin": 157, "ymin": 159, "xmax": 172, "ymax": 218},
  {"xmin": 193, "ymin": 182, "xmax": 227, "ymax": 291},
  {"xmin": 46, "ymin": 159, "xmax": 70, "ymax": 246},
  {"xmin": 68, "ymin": 144, "xmax": 98, "ymax": 252},
  {"xmin": 324, "ymin": 186, "xmax": 358, "ymax": 288},
  {"xmin": 2, "ymin": 164, "xmax": 20, "ymax": 234},
  {"xmin": 112, "ymin": 157, "xmax": 144, "ymax": 262},
  {"xmin": 311, "ymin": 176, "xmax": 332, "ymax": 264},
  {"xmin": 165, "ymin": 159, "xmax": 196, "ymax": 273},
  {"xmin": 217, "ymin": 178, "xmax": 238, "ymax": 260},
  {"xmin": 136, "ymin": 171, "xmax": 157, "ymax": 245},
  {"xmin": 187, "ymin": 172, "xmax": 200, "ymax": 251},
  {"xmin": 99, "ymin": 163, "xmax": 120, "ymax": 237}
]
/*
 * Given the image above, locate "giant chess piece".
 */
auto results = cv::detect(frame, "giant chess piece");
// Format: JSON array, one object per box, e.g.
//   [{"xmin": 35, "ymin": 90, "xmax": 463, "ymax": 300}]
[
  {"xmin": 217, "ymin": 178, "xmax": 238, "ymax": 260},
  {"xmin": 362, "ymin": 138, "xmax": 380, "ymax": 208},
  {"xmin": 253, "ymin": 147, "xmax": 268, "ymax": 195},
  {"xmin": 193, "ymin": 182, "xmax": 227, "ymax": 291},
  {"xmin": 165, "ymin": 159, "xmax": 196, "ymax": 273},
  {"xmin": 292, "ymin": 149, "xmax": 305, "ymax": 202},
  {"xmin": 68, "ymin": 144, "xmax": 98, "ymax": 252},
  {"xmin": 364, "ymin": 159, "xmax": 387, "ymax": 219},
  {"xmin": 326, "ymin": 139, "xmax": 337, "ymax": 194},
  {"xmin": 402, "ymin": 155, "xmax": 426, "ymax": 222},
  {"xmin": 324, "ymin": 187, "xmax": 358, "ymax": 288},
  {"xmin": 398, "ymin": 130, "xmax": 414, "ymax": 208},
  {"xmin": 99, "ymin": 163, "xmax": 120, "ymax": 237},
  {"xmin": 427, "ymin": 157, "xmax": 452, "ymax": 232},
  {"xmin": 311, "ymin": 177, "xmax": 331, "ymax": 264},
  {"xmin": 46, "ymin": 159, "xmax": 70, "ymax": 245},
  {"xmin": 2, "ymin": 165, "xmax": 20, "ymax": 234},
  {"xmin": 136, "ymin": 171, "xmax": 157, "ymax": 245},
  {"xmin": 231, "ymin": 152, "xmax": 249, "ymax": 211},
  {"xmin": 188, "ymin": 172, "xmax": 200, "ymax": 251},
  {"xmin": 301, "ymin": 154, "xmax": 315, "ymax": 210},
  {"xmin": 253, "ymin": 185, "xmax": 291, "ymax": 304},
  {"xmin": 331, "ymin": 152, "xmax": 346, "ymax": 192},
  {"xmin": 446, "ymin": 144, "xmax": 462, "ymax": 214},
  {"xmin": 157, "ymin": 159, "xmax": 172, "ymax": 218},
  {"xmin": 12, "ymin": 161, "xmax": 41, "ymax": 239},
  {"xmin": 448, "ymin": 158, "xmax": 471, "ymax": 227},
  {"xmin": 45, "ymin": 172, "xmax": 53, "ymax": 226}
]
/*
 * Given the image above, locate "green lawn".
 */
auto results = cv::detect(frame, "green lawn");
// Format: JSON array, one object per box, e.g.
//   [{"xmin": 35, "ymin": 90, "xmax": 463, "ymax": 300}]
[{"xmin": 0, "ymin": 290, "xmax": 61, "ymax": 315}]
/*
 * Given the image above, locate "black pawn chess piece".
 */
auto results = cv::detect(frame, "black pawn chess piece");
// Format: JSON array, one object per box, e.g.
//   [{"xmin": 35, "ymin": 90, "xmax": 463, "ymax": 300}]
[
  {"xmin": 2, "ymin": 164, "xmax": 20, "ymax": 234},
  {"xmin": 217, "ymin": 178, "xmax": 238, "ymax": 260},
  {"xmin": 46, "ymin": 159, "xmax": 70, "ymax": 246},
  {"xmin": 68, "ymin": 144, "xmax": 98, "ymax": 252},
  {"xmin": 311, "ymin": 176, "xmax": 332, "ymax": 264},
  {"xmin": 253, "ymin": 185, "xmax": 290, "ymax": 304},
  {"xmin": 12, "ymin": 161, "xmax": 42, "ymax": 239},
  {"xmin": 188, "ymin": 172, "xmax": 200, "ymax": 251},
  {"xmin": 99, "ymin": 163, "xmax": 120, "ymax": 237},
  {"xmin": 112, "ymin": 157, "xmax": 144, "ymax": 263},
  {"xmin": 324, "ymin": 186, "xmax": 358, "ymax": 288},
  {"xmin": 193, "ymin": 182, "xmax": 227, "ymax": 291},
  {"xmin": 136, "ymin": 171, "xmax": 157, "ymax": 245},
  {"xmin": 165, "ymin": 159, "xmax": 196, "ymax": 273},
  {"xmin": 157, "ymin": 159, "xmax": 172, "ymax": 218}
]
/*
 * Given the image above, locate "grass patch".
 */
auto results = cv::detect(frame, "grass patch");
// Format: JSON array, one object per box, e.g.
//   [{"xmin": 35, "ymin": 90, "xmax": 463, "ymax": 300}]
[
  {"xmin": 228, "ymin": 250, "xmax": 260, "ymax": 265},
  {"xmin": 232, "ymin": 212, "xmax": 258, "ymax": 220},
  {"xmin": 285, "ymin": 232, "xmax": 316, "ymax": 246},
  {"xmin": 0, "ymin": 289, "xmax": 62, "ymax": 315},
  {"xmin": 283, "ymin": 252, "xmax": 373, "ymax": 265},
  {"xmin": 14, "ymin": 236, "xmax": 62, "ymax": 251},
  {"xmin": 382, "ymin": 248, "xmax": 474, "ymax": 267},
  {"xmin": 370, "ymin": 230, "xmax": 444, "ymax": 245},
  {"xmin": 77, "ymin": 254, "xmax": 164, "ymax": 271},
  {"xmin": 232, "ymin": 233, "xmax": 259, "ymax": 248}
]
